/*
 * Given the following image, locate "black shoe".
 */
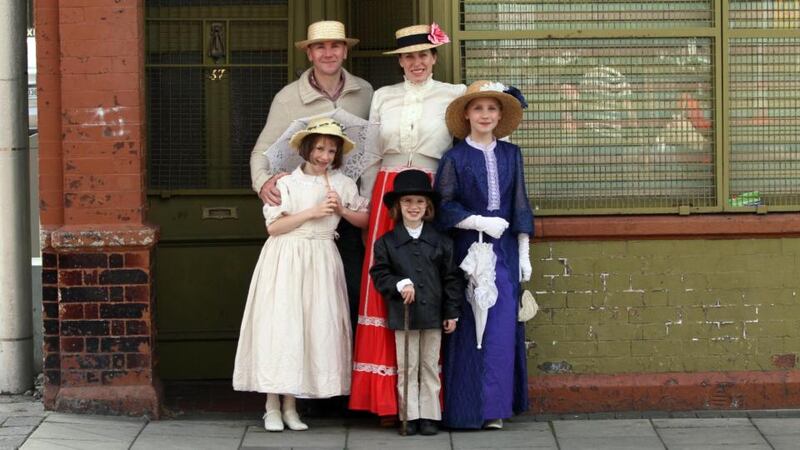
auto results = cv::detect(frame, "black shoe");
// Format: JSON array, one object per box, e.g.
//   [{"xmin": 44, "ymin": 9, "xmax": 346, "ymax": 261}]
[
  {"xmin": 399, "ymin": 420, "xmax": 418, "ymax": 436},
  {"xmin": 419, "ymin": 419, "xmax": 438, "ymax": 436}
]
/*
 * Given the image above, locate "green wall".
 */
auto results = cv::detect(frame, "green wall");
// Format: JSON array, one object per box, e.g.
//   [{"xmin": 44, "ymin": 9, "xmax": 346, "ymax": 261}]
[{"xmin": 527, "ymin": 238, "xmax": 800, "ymax": 374}]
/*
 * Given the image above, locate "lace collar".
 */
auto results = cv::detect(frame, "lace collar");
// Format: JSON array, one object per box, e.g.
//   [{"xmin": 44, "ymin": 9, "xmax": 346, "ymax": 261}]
[{"xmin": 403, "ymin": 75, "xmax": 434, "ymax": 92}]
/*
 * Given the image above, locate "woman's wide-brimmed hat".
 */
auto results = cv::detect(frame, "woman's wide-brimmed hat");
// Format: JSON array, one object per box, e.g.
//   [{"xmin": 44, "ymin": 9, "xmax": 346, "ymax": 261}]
[
  {"xmin": 445, "ymin": 80, "xmax": 527, "ymax": 140},
  {"xmin": 294, "ymin": 20, "xmax": 359, "ymax": 50},
  {"xmin": 383, "ymin": 23, "xmax": 450, "ymax": 55},
  {"xmin": 382, "ymin": 169, "xmax": 440, "ymax": 208},
  {"xmin": 289, "ymin": 117, "xmax": 355, "ymax": 154}
]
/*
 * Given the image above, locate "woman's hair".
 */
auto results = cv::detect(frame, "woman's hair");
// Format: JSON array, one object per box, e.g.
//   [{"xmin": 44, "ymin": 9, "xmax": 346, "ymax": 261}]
[
  {"xmin": 388, "ymin": 196, "xmax": 436, "ymax": 222},
  {"xmin": 298, "ymin": 134, "xmax": 344, "ymax": 169}
]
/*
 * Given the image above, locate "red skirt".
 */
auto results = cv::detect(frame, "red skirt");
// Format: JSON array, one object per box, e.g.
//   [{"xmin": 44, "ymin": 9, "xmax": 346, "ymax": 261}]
[{"xmin": 349, "ymin": 167, "xmax": 434, "ymax": 416}]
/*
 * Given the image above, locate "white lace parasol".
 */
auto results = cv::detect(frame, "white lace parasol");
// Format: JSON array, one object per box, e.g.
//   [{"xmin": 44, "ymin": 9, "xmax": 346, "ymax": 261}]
[{"xmin": 263, "ymin": 108, "xmax": 380, "ymax": 182}]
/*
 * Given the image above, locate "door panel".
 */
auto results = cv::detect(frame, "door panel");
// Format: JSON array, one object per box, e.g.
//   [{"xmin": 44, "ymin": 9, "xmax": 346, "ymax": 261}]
[{"xmin": 146, "ymin": 1, "xmax": 289, "ymax": 379}]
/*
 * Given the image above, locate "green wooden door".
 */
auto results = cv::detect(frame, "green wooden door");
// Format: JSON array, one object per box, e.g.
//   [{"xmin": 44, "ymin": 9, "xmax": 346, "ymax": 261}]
[
  {"xmin": 145, "ymin": 0, "xmax": 293, "ymax": 379},
  {"xmin": 145, "ymin": 0, "xmax": 418, "ymax": 380}
]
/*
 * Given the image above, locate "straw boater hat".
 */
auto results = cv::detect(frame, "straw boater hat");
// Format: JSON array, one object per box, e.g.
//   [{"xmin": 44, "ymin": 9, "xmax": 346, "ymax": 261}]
[
  {"xmin": 383, "ymin": 23, "xmax": 450, "ymax": 55},
  {"xmin": 445, "ymin": 80, "xmax": 525, "ymax": 140},
  {"xmin": 294, "ymin": 20, "xmax": 359, "ymax": 50},
  {"xmin": 382, "ymin": 169, "xmax": 440, "ymax": 208},
  {"xmin": 289, "ymin": 117, "xmax": 355, "ymax": 154}
]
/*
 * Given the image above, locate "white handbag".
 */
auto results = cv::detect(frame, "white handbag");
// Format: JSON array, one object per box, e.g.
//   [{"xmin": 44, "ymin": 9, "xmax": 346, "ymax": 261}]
[{"xmin": 517, "ymin": 289, "xmax": 539, "ymax": 322}]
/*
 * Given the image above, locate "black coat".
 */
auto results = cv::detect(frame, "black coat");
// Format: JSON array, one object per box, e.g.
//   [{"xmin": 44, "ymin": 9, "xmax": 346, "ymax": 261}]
[{"xmin": 370, "ymin": 222, "xmax": 463, "ymax": 330}]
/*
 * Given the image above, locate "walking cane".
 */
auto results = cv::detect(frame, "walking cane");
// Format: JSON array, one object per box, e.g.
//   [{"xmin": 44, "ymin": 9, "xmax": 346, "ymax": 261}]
[{"xmin": 401, "ymin": 302, "xmax": 410, "ymax": 436}]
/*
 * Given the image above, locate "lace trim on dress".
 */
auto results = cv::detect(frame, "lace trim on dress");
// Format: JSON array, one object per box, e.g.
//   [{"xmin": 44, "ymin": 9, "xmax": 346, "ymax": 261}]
[
  {"xmin": 466, "ymin": 137, "xmax": 501, "ymax": 211},
  {"xmin": 353, "ymin": 362, "xmax": 397, "ymax": 376},
  {"xmin": 357, "ymin": 315, "xmax": 388, "ymax": 328}
]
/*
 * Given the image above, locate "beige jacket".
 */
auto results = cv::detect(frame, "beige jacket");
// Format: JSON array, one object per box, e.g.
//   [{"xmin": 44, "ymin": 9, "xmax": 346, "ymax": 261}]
[{"xmin": 250, "ymin": 68, "xmax": 373, "ymax": 193}]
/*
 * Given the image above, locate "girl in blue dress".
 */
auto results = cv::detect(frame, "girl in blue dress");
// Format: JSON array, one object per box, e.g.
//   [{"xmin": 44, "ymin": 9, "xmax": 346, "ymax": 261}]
[{"xmin": 434, "ymin": 80, "xmax": 534, "ymax": 429}]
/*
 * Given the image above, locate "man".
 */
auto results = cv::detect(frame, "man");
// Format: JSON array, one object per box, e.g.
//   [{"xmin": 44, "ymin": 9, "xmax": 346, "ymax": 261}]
[{"xmin": 250, "ymin": 20, "xmax": 373, "ymax": 330}]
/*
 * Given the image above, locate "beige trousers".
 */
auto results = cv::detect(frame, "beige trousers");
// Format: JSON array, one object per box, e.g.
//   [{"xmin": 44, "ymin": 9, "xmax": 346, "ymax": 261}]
[{"xmin": 394, "ymin": 329, "xmax": 442, "ymax": 421}]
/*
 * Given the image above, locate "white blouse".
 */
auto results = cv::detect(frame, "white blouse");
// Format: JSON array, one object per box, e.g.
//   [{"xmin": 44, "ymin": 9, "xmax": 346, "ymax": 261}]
[{"xmin": 370, "ymin": 76, "xmax": 466, "ymax": 170}]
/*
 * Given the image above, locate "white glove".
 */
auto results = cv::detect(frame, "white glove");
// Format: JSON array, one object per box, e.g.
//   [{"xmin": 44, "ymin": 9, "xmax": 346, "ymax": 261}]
[
  {"xmin": 455, "ymin": 215, "xmax": 509, "ymax": 239},
  {"xmin": 518, "ymin": 233, "xmax": 532, "ymax": 282}
]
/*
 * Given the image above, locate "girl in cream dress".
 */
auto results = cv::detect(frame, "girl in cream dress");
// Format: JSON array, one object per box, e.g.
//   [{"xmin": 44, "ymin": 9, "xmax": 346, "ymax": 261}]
[{"xmin": 233, "ymin": 118, "xmax": 369, "ymax": 432}]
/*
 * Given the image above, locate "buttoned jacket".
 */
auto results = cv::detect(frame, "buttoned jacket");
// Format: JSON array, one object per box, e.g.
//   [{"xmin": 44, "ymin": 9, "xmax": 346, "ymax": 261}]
[{"xmin": 370, "ymin": 222, "xmax": 462, "ymax": 330}]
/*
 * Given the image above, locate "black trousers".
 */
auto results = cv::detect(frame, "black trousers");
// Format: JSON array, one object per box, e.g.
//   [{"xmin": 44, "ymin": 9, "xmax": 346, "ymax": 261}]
[{"xmin": 335, "ymin": 219, "xmax": 365, "ymax": 340}]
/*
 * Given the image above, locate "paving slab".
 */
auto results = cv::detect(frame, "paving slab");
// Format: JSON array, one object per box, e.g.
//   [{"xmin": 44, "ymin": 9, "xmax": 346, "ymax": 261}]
[
  {"xmin": 655, "ymin": 426, "xmax": 770, "ymax": 449},
  {"xmin": 451, "ymin": 421, "xmax": 556, "ymax": 449},
  {"xmin": 1, "ymin": 417, "xmax": 44, "ymax": 427},
  {"xmin": 0, "ymin": 435, "xmax": 27, "ymax": 450},
  {"xmin": 652, "ymin": 418, "xmax": 753, "ymax": 428},
  {"xmin": 553, "ymin": 419, "xmax": 657, "ymax": 437},
  {"xmin": 0, "ymin": 426, "xmax": 36, "ymax": 437},
  {"xmin": 751, "ymin": 417, "xmax": 800, "ymax": 435},
  {"xmin": 241, "ymin": 423, "xmax": 346, "ymax": 449},
  {"xmin": 553, "ymin": 420, "xmax": 664, "ymax": 450},
  {"xmin": 21, "ymin": 414, "xmax": 146, "ymax": 450},
  {"xmin": 557, "ymin": 436, "xmax": 666, "ymax": 450},
  {"xmin": 764, "ymin": 435, "xmax": 800, "ymax": 450},
  {"xmin": 347, "ymin": 427, "xmax": 450, "ymax": 450},
  {"xmin": 131, "ymin": 420, "xmax": 249, "ymax": 450},
  {"xmin": 0, "ymin": 403, "xmax": 44, "ymax": 416}
]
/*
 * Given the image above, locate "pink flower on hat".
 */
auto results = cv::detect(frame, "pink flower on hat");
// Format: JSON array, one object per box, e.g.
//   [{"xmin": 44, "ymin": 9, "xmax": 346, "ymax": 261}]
[{"xmin": 428, "ymin": 22, "xmax": 450, "ymax": 45}]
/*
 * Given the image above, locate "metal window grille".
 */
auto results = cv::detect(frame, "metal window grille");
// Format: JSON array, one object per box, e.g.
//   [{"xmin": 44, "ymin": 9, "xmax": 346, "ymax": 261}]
[
  {"xmin": 461, "ymin": 0, "xmax": 714, "ymax": 31},
  {"xmin": 458, "ymin": 0, "xmax": 800, "ymax": 214},
  {"xmin": 462, "ymin": 38, "xmax": 715, "ymax": 212},
  {"xmin": 730, "ymin": 0, "xmax": 800, "ymax": 28},
  {"xmin": 146, "ymin": 1, "xmax": 289, "ymax": 190}
]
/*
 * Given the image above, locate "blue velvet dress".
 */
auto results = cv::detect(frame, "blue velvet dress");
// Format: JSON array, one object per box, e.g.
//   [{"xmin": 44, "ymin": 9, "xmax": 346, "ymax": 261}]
[{"xmin": 434, "ymin": 139, "xmax": 534, "ymax": 429}]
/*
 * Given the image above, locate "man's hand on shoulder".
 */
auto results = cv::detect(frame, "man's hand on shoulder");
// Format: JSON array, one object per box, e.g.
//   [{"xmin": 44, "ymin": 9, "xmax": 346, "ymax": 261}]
[{"xmin": 260, "ymin": 172, "xmax": 289, "ymax": 206}]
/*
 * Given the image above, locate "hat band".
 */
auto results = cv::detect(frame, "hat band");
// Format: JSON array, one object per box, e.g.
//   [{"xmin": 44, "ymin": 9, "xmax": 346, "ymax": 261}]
[{"xmin": 396, "ymin": 33, "xmax": 430, "ymax": 49}]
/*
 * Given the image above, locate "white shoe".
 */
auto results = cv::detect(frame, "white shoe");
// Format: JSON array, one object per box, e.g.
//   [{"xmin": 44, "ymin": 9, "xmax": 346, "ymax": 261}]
[
  {"xmin": 282, "ymin": 410, "xmax": 309, "ymax": 431},
  {"xmin": 483, "ymin": 419, "xmax": 503, "ymax": 430},
  {"xmin": 263, "ymin": 410, "xmax": 284, "ymax": 432}
]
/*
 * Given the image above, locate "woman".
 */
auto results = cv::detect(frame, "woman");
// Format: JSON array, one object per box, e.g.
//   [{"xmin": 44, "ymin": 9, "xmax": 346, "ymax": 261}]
[{"xmin": 349, "ymin": 23, "xmax": 466, "ymax": 418}]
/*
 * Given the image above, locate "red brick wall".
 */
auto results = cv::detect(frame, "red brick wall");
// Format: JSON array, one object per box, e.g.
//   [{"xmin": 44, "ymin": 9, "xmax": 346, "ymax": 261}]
[{"xmin": 36, "ymin": 0, "xmax": 160, "ymax": 417}]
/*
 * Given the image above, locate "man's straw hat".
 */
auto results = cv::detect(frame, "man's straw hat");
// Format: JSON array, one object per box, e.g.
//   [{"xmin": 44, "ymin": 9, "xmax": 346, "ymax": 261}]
[
  {"xmin": 445, "ymin": 80, "xmax": 524, "ymax": 140},
  {"xmin": 289, "ymin": 117, "xmax": 355, "ymax": 154},
  {"xmin": 295, "ymin": 20, "xmax": 359, "ymax": 50}
]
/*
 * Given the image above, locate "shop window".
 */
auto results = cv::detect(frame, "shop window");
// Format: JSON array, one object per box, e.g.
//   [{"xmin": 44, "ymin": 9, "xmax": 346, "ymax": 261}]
[{"xmin": 457, "ymin": 1, "xmax": 800, "ymax": 215}]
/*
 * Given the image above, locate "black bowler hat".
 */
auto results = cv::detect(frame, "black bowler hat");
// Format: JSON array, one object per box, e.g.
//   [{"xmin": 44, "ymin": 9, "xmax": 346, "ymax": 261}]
[{"xmin": 382, "ymin": 169, "xmax": 441, "ymax": 209}]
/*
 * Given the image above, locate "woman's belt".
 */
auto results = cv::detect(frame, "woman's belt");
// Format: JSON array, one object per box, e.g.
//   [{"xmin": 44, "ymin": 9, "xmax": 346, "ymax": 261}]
[{"xmin": 380, "ymin": 152, "xmax": 439, "ymax": 171}]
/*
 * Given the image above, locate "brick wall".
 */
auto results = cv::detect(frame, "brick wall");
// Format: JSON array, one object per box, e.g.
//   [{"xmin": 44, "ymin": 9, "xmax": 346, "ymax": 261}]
[
  {"xmin": 36, "ymin": 0, "xmax": 160, "ymax": 416},
  {"xmin": 43, "ymin": 250, "xmax": 153, "ymax": 386},
  {"xmin": 526, "ymin": 237, "xmax": 800, "ymax": 412},
  {"xmin": 529, "ymin": 238, "xmax": 800, "ymax": 374}
]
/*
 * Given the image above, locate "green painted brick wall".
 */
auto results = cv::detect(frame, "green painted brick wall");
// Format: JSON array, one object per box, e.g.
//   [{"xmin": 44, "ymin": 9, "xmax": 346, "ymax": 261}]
[{"xmin": 526, "ymin": 238, "xmax": 800, "ymax": 375}]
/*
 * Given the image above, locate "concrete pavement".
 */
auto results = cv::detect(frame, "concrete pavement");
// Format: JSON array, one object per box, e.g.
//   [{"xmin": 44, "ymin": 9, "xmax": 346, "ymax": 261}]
[{"xmin": 4, "ymin": 394, "xmax": 800, "ymax": 449}]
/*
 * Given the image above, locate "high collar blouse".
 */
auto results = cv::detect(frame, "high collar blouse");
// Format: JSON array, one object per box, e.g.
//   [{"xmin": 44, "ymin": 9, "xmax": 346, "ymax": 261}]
[
  {"xmin": 465, "ymin": 136, "xmax": 501, "ymax": 211},
  {"xmin": 369, "ymin": 76, "xmax": 466, "ymax": 171}
]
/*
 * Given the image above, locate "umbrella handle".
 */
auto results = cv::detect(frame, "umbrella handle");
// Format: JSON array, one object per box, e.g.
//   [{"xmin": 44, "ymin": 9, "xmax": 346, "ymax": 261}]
[{"xmin": 478, "ymin": 230, "xmax": 484, "ymax": 244}]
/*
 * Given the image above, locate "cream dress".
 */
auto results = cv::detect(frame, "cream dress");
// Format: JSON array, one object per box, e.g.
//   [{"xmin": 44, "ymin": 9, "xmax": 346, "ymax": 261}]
[{"xmin": 233, "ymin": 167, "xmax": 368, "ymax": 398}]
